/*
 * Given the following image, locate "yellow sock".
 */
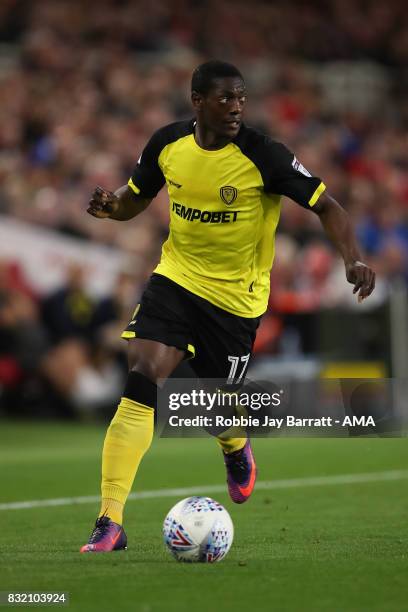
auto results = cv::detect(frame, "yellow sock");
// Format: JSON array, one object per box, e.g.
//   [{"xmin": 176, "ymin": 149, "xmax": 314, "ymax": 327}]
[
  {"xmin": 99, "ymin": 498, "xmax": 124, "ymax": 525},
  {"xmin": 98, "ymin": 397, "xmax": 154, "ymax": 525},
  {"xmin": 216, "ymin": 395, "xmax": 247, "ymax": 454},
  {"xmin": 217, "ymin": 432, "xmax": 247, "ymax": 454}
]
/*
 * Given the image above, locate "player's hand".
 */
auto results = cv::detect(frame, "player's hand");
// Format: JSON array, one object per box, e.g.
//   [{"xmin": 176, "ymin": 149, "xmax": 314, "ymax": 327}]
[
  {"xmin": 87, "ymin": 186, "xmax": 119, "ymax": 219},
  {"xmin": 345, "ymin": 260, "xmax": 375, "ymax": 303}
]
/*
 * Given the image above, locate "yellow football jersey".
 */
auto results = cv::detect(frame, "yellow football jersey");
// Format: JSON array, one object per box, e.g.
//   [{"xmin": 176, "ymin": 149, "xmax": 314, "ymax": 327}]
[{"xmin": 128, "ymin": 120, "xmax": 325, "ymax": 317}]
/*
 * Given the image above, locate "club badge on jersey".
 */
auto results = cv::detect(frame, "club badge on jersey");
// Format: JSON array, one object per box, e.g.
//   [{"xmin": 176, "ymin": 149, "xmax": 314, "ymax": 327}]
[{"xmin": 220, "ymin": 186, "xmax": 238, "ymax": 206}]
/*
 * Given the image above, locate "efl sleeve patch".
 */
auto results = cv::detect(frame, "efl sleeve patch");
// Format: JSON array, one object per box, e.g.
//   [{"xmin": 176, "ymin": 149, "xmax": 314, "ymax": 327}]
[
  {"xmin": 262, "ymin": 140, "xmax": 325, "ymax": 209},
  {"xmin": 291, "ymin": 156, "xmax": 312, "ymax": 177}
]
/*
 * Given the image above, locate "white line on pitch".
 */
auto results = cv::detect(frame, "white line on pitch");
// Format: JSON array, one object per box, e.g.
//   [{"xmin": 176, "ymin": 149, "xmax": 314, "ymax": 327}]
[{"xmin": 1, "ymin": 469, "xmax": 408, "ymax": 511}]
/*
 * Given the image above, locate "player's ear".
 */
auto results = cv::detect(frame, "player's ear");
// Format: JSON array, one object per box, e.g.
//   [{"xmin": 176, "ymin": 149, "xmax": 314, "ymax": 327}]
[{"xmin": 191, "ymin": 91, "xmax": 203, "ymax": 110}]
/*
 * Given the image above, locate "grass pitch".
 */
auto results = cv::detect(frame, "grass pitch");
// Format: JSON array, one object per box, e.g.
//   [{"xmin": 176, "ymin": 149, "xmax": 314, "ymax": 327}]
[{"xmin": 1, "ymin": 421, "xmax": 408, "ymax": 612}]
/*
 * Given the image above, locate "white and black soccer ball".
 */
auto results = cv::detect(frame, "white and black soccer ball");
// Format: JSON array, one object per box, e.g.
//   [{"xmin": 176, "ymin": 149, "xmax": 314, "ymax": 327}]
[{"xmin": 163, "ymin": 496, "xmax": 234, "ymax": 563}]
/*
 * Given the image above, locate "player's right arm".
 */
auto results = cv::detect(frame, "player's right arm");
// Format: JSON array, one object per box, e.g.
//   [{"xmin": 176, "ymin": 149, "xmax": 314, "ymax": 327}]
[
  {"xmin": 87, "ymin": 126, "xmax": 168, "ymax": 221},
  {"xmin": 87, "ymin": 185, "xmax": 152, "ymax": 221}
]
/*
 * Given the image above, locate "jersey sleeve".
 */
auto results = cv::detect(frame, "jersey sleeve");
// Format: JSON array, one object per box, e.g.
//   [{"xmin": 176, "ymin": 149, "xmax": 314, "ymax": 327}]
[
  {"xmin": 263, "ymin": 140, "xmax": 326, "ymax": 208},
  {"xmin": 128, "ymin": 129, "xmax": 166, "ymax": 199}
]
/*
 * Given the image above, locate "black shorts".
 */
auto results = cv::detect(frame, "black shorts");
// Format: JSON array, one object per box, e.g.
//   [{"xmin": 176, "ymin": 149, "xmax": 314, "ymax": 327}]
[{"xmin": 122, "ymin": 274, "xmax": 260, "ymax": 383}]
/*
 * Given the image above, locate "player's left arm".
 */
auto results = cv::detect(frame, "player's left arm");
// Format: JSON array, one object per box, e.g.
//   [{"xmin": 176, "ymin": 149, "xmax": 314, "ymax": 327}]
[
  {"xmin": 261, "ymin": 139, "xmax": 375, "ymax": 302},
  {"xmin": 312, "ymin": 191, "xmax": 375, "ymax": 302}
]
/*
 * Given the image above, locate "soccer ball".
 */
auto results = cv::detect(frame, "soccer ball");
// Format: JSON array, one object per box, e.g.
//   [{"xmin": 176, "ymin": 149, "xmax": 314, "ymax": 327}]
[{"xmin": 163, "ymin": 496, "xmax": 234, "ymax": 563}]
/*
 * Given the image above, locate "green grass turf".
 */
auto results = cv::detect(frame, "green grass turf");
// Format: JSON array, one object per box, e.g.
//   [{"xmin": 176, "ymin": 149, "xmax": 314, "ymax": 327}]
[{"xmin": 1, "ymin": 421, "xmax": 408, "ymax": 612}]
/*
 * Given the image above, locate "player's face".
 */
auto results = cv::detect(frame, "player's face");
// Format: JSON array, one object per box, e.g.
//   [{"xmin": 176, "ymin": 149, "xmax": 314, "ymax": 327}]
[{"xmin": 194, "ymin": 77, "xmax": 247, "ymax": 139}]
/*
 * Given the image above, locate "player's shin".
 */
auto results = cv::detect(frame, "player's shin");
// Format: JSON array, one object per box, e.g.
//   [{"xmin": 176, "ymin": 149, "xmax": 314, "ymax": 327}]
[{"xmin": 99, "ymin": 373, "xmax": 157, "ymax": 525}]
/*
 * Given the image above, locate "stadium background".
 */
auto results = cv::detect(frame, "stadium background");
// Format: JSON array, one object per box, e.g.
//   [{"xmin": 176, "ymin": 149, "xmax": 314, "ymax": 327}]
[
  {"xmin": 1, "ymin": 2, "xmax": 408, "ymax": 611},
  {"xmin": 0, "ymin": 0, "xmax": 407, "ymax": 419}
]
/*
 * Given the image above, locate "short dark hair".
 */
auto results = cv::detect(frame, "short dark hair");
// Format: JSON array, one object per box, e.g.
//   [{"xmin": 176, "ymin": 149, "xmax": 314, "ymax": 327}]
[{"xmin": 191, "ymin": 60, "xmax": 244, "ymax": 96}]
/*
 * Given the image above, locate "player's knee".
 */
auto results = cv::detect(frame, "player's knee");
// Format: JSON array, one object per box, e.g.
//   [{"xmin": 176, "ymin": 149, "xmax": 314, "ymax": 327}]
[
  {"xmin": 127, "ymin": 335, "xmax": 186, "ymax": 381},
  {"xmin": 129, "ymin": 360, "xmax": 162, "ymax": 384},
  {"xmin": 127, "ymin": 340, "xmax": 174, "ymax": 383}
]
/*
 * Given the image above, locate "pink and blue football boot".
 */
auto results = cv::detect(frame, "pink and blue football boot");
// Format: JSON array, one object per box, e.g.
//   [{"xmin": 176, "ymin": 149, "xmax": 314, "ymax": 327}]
[
  {"xmin": 223, "ymin": 439, "xmax": 257, "ymax": 504},
  {"xmin": 80, "ymin": 516, "xmax": 127, "ymax": 553}
]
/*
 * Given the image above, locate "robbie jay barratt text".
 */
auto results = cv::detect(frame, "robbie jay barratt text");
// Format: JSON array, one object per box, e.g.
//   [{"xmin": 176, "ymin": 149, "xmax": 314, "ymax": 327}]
[{"xmin": 167, "ymin": 415, "xmax": 376, "ymax": 428}]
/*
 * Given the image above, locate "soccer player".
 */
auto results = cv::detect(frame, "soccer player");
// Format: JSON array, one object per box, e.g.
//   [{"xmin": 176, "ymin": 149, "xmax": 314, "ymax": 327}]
[{"xmin": 80, "ymin": 60, "xmax": 375, "ymax": 552}]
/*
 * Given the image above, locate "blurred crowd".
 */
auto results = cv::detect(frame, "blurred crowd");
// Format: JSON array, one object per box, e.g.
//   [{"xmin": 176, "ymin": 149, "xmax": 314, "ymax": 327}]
[
  {"xmin": 0, "ymin": 0, "xmax": 407, "ymax": 416},
  {"xmin": 0, "ymin": 258, "xmax": 139, "ymax": 418}
]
